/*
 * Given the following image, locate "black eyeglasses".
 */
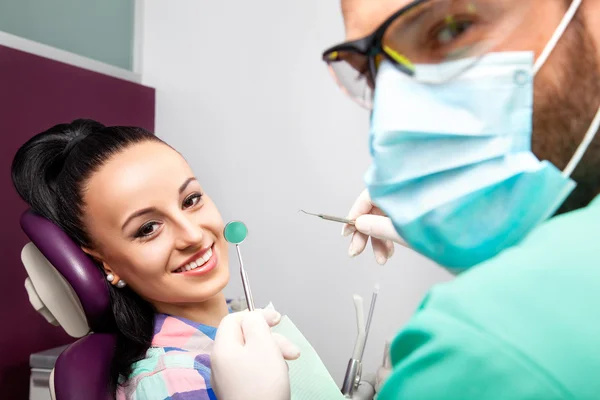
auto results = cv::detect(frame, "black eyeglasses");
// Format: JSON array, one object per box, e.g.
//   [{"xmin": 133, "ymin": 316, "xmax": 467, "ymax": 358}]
[{"xmin": 322, "ymin": 0, "xmax": 532, "ymax": 109}]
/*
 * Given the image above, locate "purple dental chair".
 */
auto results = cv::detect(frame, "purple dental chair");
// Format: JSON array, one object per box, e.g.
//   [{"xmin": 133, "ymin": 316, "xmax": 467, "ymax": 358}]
[{"xmin": 20, "ymin": 210, "xmax": 116, "ymax": 400}]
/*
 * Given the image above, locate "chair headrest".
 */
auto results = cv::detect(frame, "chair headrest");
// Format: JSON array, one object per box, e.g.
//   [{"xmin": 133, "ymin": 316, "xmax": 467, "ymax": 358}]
[
  {"xmin": 20, "ymin": 210, "xmax": 114, "ymax": 333},
  {"xmin": 22, "ymin": 243, "xmax": 89, "ymax": 337}
]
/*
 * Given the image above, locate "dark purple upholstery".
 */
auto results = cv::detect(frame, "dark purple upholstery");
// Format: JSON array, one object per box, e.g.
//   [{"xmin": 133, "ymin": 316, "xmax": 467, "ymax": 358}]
[
  {"xmin": 54, "ymin": 334, "xmax": 116, "ymax": 400},
  {"xmin": 20, "ymin": 210, "xmax": 117, "ymax": 399},
  {"xmin": 20, "ymin": 210, "xmax": 114, "ymax": 332}
]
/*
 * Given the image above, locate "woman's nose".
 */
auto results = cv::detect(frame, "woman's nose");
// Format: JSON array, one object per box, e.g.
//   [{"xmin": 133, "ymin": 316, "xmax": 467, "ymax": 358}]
[{"xmin": 174, "ymin": 216, "xmax": 204, "ymax": 249}]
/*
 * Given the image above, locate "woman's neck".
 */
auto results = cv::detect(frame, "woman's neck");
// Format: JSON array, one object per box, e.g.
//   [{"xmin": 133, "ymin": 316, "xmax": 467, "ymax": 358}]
[{"xmin": 155, "ymin": 292, "xmax": 229, "ymax": 328}]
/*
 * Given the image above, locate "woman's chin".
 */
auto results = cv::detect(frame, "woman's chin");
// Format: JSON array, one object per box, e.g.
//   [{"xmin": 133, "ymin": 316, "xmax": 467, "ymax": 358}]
[{"xmin": 176, "ymin": 268, "xmax": 230, "ymax": 302}]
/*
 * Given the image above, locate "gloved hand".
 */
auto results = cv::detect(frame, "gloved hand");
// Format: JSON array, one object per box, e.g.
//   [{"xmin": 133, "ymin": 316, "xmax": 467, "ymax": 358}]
[
  {"xmin": 211, "ymin": 309, "xmax": 301, "ymax": 400},
  {"xmin": 342, "ymin": 189, "xmax": 407, "ymax": 265},
  {"xmin": 352, "ymin": 375, "xmax": 376, "ymax": 400}
]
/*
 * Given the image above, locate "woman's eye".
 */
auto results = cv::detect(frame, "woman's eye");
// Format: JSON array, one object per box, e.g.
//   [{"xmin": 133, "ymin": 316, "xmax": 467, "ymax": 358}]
[
  {"xmin": 183, "ymin": 193, "xmax": 203, "ymax": 209},
  {"xmin": 435, "ymin": 19, "xmax": 473, "ymax": 46},
  {"xmin": 136, "ymin": 222, "xmax": 160, "ymax": 238}
]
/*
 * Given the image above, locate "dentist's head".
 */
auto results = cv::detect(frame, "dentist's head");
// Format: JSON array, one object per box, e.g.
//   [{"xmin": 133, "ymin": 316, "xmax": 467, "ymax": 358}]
[
  {"xmin": 11, "ymin": 119, "xmax": 230, "ymax": 392},
  {"xmin": 335, "ymin": 0, "xmax": 600, "ymax": 212},
  {"xmin": 325, "ymin": 0, "xmax": 600, "ymax": 269}
]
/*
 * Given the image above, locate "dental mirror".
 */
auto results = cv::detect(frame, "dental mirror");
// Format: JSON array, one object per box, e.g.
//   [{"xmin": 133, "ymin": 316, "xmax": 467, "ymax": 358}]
[
  {"xmin": 224, "ymin": 220, "xmax": 248, "ymax": 244},
  {"xmin": 224, "ymin": 221, "xmax": 254, "ymax": 311}
]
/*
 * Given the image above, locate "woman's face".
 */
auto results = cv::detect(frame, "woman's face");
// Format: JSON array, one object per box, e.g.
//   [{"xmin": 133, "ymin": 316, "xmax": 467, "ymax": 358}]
[{"xmin": 81, "ymin": 141, "xmax": 230, "ymax": 311}]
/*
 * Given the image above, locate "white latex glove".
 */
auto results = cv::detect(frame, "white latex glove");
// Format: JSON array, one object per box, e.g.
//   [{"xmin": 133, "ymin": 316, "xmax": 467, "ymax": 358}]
[
  {"xmin": 211, "ymin": 310, "xmax": 301, "ymax": 400},
  {"xmin": 352, "ymin": 375, "xmax": 376, "ymax": 400},
  {"xmin": 342, "ymin": 189, "xmax": 407, "ymax": 265}
]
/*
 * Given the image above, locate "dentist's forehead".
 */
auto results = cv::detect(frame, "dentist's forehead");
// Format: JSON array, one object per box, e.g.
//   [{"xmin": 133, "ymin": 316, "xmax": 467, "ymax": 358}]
[{"xmin": 341, "ymin": 0, "xmax": 413, "ymax": 40}]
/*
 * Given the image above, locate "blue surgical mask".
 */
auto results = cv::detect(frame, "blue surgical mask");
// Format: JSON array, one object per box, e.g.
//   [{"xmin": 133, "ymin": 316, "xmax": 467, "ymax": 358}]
[{"xmin": 364, "ymin": 1, "xmax": 600, "ymax": 271}]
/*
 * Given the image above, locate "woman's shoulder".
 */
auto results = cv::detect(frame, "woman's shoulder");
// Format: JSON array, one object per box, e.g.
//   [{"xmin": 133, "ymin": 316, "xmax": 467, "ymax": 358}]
[{"xmin": 118, "ymin": 346, "xmax": 215, "ymax": 400}]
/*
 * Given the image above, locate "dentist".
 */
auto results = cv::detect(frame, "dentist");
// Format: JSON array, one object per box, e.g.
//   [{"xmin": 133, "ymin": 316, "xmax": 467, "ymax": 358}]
[{"xmin": 212, "ymin": 0, "xmax": 600, "ymax": 399}]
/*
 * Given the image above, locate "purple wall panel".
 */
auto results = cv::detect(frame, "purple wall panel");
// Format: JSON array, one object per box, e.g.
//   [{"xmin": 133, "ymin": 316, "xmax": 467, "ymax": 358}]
[{"xmin": 0, "ymin": 44, "xmax": 155, "ymax": 399}]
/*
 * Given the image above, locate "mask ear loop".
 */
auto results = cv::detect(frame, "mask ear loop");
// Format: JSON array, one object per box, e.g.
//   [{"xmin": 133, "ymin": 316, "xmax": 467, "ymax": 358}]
[
  {"xmin": 533, "ymin": 0, "xmax": 583, "ymax": 75},
  {"xmin": 563, "ymin": 106, "xmax": 600, "ymax": 178}
]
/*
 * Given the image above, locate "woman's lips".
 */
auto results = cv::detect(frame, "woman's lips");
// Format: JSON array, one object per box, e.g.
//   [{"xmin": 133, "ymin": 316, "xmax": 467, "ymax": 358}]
[{"xmin": 174, "ymin": 245, "xmax": 218, "ymax": 276}]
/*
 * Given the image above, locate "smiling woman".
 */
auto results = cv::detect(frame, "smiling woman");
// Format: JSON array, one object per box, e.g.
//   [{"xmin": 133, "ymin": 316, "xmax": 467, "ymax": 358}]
[{"xmin": 11, "ymin": 119, "xmax": 231, "ymax": 399}]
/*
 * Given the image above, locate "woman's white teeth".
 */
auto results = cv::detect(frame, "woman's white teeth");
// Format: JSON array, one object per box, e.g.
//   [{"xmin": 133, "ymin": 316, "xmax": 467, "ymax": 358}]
[{"xmin": 177, "ymin": 247, "xmax": 213, "ymax": 273}]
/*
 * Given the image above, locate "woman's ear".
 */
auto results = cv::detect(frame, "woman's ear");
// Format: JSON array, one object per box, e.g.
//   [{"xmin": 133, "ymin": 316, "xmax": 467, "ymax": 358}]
[
  {"xmin": 81, "ymin": 247, "xmax": 125, "ymax": 288},
  {"xmin": 81, "ymin": 246, "xmax": 101, "ymax": 261},
  {"xmin": 81, "ymin": 247, "xmax": 108, "ymax": 273}
]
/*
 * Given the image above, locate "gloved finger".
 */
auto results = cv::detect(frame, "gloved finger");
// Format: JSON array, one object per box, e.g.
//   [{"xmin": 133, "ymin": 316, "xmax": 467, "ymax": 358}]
[
  {"xmin": 349, "ymin": 230, "xmax": 369, "ymax": 258},
  {"xmin": 343, "ymin": 190, "xmax": 375, "ymax": 237},
  {"xmin": 241, "ymin": 311, "xmax": 276, "ymax": 347},
  {"xmin": 342, "ymin": 190, "xmax": 369, "ymax": 236},
  {"xmin": 220, "ymin": 309, "xmax": 282, "ymax": 326},
  {"xmin": 215, "ymin": 309, "xmax": 281, "ymax": 345},
  {"xmin": 272, "ymin": 333, "xmax": 301, "ymax": 360},
  {"xmin": 371, "ymin": 237, "xmax": 390, "ymax": 265},
  {"xmin": 347, "ymin": 189, "xmax": 375, "ymax": 220},
  {"xmin": 214, "ymin": 312, "xmax": 246, "ymax": 348},
  {"xmin": 341, "ymin": 222, "xmax": 356, "ymax": 237},
  {"xmin": 364, "ymin": 206, "xmax": 394, "ymax": 265},
  {"xmin": 355, "ymin": 215, "xmax": 406, "ymax": 245},
  {"xmin": 260, "ymin": 309, "xmax": 283, "ymax": 327},
  {"xmin": 385, "ymin": 238, "xmax": 395, "ymax": 259},
  {"xmin": 373, "ymin": 209, "xmax": 395, "ymax": 257},
  {"xmin": 352, "ymin": 381, "xmax": 376, "ymax": 400}
]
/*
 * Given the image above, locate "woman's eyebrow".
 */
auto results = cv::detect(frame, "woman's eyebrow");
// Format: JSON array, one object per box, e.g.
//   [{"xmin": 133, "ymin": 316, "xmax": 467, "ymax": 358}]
[
  {"xmin": 179, "ymin": 177, "xmax": 197, "ymax": 194},
  {"xmin": 122, "ymin": 207, "xmax": 157, "ymax": 231},
  {"xmin": 121, "ymin": 178, "xmax": 197, "ymax": 231}
]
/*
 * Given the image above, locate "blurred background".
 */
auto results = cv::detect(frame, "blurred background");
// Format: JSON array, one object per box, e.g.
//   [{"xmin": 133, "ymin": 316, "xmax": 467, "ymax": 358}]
[{"xmin": 0, "ymin": 1, "xmax": 451, "ymax": 398}]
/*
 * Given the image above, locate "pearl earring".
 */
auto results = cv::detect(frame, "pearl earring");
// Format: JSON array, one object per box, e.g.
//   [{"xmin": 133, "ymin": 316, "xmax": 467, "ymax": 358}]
[
  {"xmin": 116, "ymin": 280, "xmax": 127, "ymax": 289},
  {"xmin": 106, "ymin": 274, "xmax": 114, "ymax": 282}
]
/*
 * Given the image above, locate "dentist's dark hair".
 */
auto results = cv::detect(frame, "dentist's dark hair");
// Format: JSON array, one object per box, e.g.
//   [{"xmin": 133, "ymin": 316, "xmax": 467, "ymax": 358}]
[{"xmin": 11, "ymin": 119, "xmax": 164, "ymax": 395}]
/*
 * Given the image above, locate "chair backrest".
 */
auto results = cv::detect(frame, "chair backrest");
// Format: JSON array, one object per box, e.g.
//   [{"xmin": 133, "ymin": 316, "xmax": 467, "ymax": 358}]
[
  {"xmin": 20, "ymin": 210, "xmax": 116, "ymax": 400},
  {"xmin": 53, "ymin": 334, "xmax": 116, "ymax": 400}
]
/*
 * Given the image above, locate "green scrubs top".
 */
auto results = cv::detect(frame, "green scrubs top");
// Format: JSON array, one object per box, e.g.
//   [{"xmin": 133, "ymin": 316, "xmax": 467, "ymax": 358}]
[{"xmin": 379, "ymin": 195, "xmax": 600, "ymax": 400}]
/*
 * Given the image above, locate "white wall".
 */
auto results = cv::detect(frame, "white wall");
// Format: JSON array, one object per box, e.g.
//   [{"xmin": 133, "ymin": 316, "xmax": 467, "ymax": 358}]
[{"xmin": 141, "ymin": 0, "xmax": 452, "ymax": 384}]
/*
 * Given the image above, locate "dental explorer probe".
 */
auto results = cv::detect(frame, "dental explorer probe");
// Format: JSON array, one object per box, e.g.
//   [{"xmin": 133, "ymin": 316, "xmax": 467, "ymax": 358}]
[{"xmin": 299, "ymin": 209, "xmax": 355, "ymax": 225}]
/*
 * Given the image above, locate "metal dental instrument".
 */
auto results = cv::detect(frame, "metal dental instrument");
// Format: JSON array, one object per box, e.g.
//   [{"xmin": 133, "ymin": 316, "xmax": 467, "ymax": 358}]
[
  {"xmin": 361, "ymin": 284, "xmax": 379, "ymax": 361},
  {"xmin": 341, "ymin": 285, "xmax": 380, "ymax": 398},
  {"xmin": 299, "ymin": 209, "xmax": 355, "ymax": 225},
  {"xmin": 224, "ymin": 221, "xmax": 255, "ymax": 311}
]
